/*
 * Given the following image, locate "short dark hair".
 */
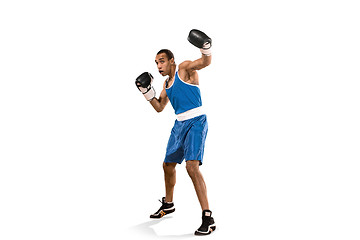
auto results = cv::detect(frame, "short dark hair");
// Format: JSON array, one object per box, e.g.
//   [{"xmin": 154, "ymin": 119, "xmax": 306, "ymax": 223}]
[{"xmin": 157, "ymin": 49, "xmax": 174, "ymax": 61}]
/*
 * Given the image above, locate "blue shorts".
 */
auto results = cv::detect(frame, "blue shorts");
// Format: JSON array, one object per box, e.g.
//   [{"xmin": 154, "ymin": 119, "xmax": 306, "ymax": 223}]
[{"xmin": 164, "ymin": 115, "xmax": 208, "ymax": 165}]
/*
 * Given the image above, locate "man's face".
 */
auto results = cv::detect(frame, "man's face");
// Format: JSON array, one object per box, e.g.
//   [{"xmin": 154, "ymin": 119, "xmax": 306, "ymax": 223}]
[{"xmin": 155, "ymin": 53, "xmax": 174, "ymax": 76}]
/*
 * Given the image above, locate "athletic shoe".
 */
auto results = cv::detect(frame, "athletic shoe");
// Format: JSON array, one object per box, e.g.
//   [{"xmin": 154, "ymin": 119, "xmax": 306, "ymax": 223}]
[
  {"xmin": 194, "ymin": 210, "xmax": 216, "ymax": 235},
  {"xmin": 150, "ymin": 197, "xmax": 175, "ymax": 219}
]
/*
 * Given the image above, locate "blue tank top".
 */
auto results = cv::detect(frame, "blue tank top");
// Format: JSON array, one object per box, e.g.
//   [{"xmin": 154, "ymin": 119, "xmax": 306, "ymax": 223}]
[{"xmin": 165, "ymin": 71, "xmax": 202, "ymax": 115}]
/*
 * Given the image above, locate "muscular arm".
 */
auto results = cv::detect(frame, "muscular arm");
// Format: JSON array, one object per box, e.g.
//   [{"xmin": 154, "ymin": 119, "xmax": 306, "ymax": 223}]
[
  {"xmin": 178, "ymin": 54, "xmax": 212, "ymax": 84},
  {"xmin": 186, "ymin": 54, "xmax": 212, "ymax": 71},
  {"xmin": 185, "ymin": 29, "xmax": 212, "ymax": 71},
  {"xmin": 149, "ymin": 82, "xmax": 169, "ymax": 112}
]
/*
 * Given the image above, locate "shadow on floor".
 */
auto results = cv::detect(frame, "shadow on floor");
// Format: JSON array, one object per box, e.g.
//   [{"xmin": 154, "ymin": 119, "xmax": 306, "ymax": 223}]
[{"xmin": 129, "ymin": 216, "xmax": 194, "ymax": 239}]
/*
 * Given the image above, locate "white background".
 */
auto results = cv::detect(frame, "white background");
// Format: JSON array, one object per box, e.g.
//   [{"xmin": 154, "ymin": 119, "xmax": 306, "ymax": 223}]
[{"xmin": 1, "ymin": 0, "xmax": 359, "ymax": 239}]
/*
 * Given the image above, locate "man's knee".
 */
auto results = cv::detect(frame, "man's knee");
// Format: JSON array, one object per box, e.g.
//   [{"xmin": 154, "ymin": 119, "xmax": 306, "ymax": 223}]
[
  {"xmin": 163, "ymin": 162, "xmax": 176, "ymax": 174},
  {"xmin": 186, "ymin": 160, "xmax": 200, "ymax": 177}
]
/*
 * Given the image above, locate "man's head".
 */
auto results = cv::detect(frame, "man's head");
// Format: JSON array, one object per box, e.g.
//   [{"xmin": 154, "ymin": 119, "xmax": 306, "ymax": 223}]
[{"xmin": 155, "ymin": 49, "xmax": 175, "ymax": 76}]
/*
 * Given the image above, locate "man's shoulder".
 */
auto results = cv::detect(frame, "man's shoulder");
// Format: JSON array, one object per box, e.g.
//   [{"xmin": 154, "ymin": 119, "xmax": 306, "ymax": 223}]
[{"xmin": 178, "ymin": 60, "xmax": 193, "ymax": 70}]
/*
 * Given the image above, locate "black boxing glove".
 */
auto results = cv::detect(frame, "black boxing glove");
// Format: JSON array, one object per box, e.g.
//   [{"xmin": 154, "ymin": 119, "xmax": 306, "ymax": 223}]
[
  {"xmin": 135, "ymin": 72, "xmax": 156, "ymax": 101},
  {"xmin": 187, "ymin": 29, "xmax": 212, "ymax": 56}
]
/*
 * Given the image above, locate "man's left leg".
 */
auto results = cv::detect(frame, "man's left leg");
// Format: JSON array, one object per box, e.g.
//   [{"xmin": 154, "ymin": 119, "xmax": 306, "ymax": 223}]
[
  {"xmin": 186, "ymin": 160, "xmax": 216, "ymax": 235},
  {"xmin": 186, "ymin": 160, "xmax": 209, "ymax": 210}
]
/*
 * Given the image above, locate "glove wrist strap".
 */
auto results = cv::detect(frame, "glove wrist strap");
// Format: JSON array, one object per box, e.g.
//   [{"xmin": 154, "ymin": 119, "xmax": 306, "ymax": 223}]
[
  {"xmin": 144, "ymin": 87, "xmax": 155, "ymax": 101},
  {"xmin": 200, "ymin": 42, "xmax": 212, "ymax": 56},
  {"xmin": 201, "ymin": 48, "xmax": 212, "ymax": 56}
]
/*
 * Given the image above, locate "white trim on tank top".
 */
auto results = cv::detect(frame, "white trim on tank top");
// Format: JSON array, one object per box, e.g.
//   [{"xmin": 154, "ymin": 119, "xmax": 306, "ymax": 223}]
[
  {"xmin": 176, "ymin": 71, "xmax": 200, "ymax": 87},
  {"xmin": 166, "ymin": 66, "xmax": 200, "ymax": 89}
]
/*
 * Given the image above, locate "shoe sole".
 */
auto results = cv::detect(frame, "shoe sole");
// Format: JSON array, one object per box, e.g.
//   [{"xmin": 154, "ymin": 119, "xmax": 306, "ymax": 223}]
[
  {"xmin": 194, "ymin": 224, "xmax": 216, "ymax": 235},
  {"xmin": 150, "ymin": 208, "xmax": 175, "ymax": 219}
]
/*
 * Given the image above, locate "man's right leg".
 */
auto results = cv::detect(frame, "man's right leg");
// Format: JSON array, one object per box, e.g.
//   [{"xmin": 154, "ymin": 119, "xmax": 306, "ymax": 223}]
[
  {"xmin": 150, "ymin": 162, "xmax": 177, "ymax": 219},
  {"xmin": 163, "ymin": 162, "xmax": 177, "ymax": 202}
]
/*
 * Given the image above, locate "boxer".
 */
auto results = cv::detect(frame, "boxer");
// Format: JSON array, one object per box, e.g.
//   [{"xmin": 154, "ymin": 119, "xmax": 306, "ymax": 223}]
[{"xmin": 136, "ymin": 29, "xmax": 215, "ymax": 236}]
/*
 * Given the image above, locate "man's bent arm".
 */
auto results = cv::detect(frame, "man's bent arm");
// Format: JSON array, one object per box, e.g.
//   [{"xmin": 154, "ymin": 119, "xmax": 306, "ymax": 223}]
[
  {"xmin": 150, "ymin": 87, "xmax": 169, "ymax": 112},
  {"xmin": 187, "ymin": 54, "xmax": 212, "ymax": 71}
]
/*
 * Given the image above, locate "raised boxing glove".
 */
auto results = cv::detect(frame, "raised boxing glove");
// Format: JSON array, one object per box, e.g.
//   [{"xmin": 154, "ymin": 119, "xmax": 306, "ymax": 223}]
[
  {"xmin": 187, "ymin": 29, "xmax": 212, "ymax": 56},
  {"xmin": 135, "ymin": 72, "xmax": 156, "ymax": 101}
]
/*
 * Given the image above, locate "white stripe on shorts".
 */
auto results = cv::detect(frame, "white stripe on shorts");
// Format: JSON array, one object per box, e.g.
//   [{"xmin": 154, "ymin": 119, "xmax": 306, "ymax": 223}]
[{"xmin": 176, "ymin": 106, "xmax": 204, "ymax": 121}]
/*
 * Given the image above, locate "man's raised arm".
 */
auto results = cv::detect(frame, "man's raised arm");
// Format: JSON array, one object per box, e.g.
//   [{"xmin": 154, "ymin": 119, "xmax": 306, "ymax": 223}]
[{"xmin": 186, "ymin": 29, "xmax": 212, "ymax": 71}]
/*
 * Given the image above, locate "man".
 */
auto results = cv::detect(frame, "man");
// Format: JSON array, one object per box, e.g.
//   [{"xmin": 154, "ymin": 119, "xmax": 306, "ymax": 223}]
[{"xmin": 135, "ymin": 29, "xmax": 215, "ymax": 236}]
